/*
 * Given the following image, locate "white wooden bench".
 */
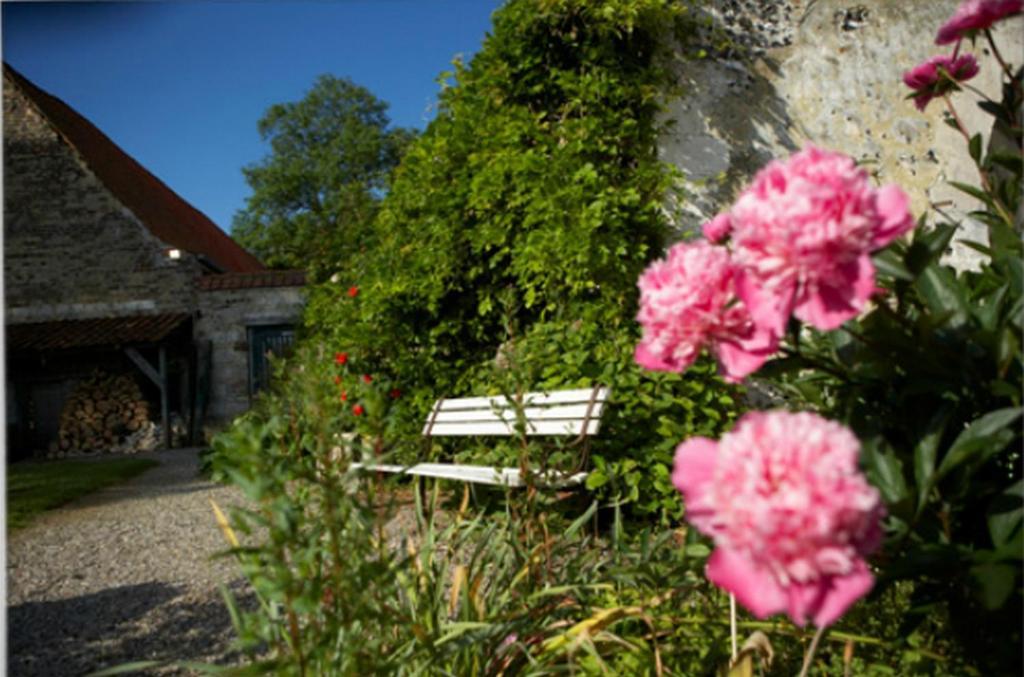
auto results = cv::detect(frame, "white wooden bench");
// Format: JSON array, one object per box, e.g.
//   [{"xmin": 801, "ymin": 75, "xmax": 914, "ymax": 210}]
[{"xmin": 352, "ymin": 385, "xmax": 610, "ymax": 487}]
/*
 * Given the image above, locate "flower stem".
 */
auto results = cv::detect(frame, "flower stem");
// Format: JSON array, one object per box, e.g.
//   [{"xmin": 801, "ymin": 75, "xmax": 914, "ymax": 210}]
[
  {"xmin": 798, "ymin": 625, "xmax": 828, "ymax": 677},
  {"xmin": 959, "ymin": 80, "xmax": 1000, "ymax": 105},
  {"xmin": 985, "ymin": 29, "xmax": 1015, "ymax": 82},
  {"xmin": 943, "ymin": 94, "xmax": 974, "ymax": 146},
  {"xmin": 943, "ymin": 94, "xmax": 1016, "ymax": 225},
  {"xmin": 729, "ymin": 593, "xmax": 738, "ymax": 661}
]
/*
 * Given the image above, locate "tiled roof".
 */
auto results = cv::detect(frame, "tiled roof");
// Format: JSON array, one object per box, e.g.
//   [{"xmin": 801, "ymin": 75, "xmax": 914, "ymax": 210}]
[
  {"xmin": 3, "ymin": 63, "xmax": 264, "ymax": 273},
  {"xmin": 197, "ymin": 270, "xmax": 306, "ymax": 291},
  {"xmin": 7, "ymin": 313, "xmax": 191, "ymax": 352}
]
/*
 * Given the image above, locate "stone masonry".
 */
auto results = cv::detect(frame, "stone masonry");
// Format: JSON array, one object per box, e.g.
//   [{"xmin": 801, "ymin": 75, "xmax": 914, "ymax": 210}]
[
  {"xmin": 196, "ymin": 286, "xmax": 305, "ymax": 427},
  {"xmin": 662, "ymin": 0, "xmax": 1024, "ymax": 271},
  {"xmin": 3, "ymin": 74, "xmax": 203, "ymax": 322}
]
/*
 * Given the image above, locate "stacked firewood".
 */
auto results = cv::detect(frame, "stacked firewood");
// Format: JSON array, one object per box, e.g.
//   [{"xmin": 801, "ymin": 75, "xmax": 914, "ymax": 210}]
[{"xmin": 54, "ymin": 370, "xmax": 151, "ymax": 455}]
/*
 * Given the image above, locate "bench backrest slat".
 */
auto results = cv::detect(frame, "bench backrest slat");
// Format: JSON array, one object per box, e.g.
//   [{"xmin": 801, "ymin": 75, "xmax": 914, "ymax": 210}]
[
  {"xmin": 422, "ymin": 386, "xmax": 609, "ymax": 437},
  {"xmin": 428, "ymin": 418, "xmax": 602, "ymax": 437},
  {"xmin": 433, "ymin": 403, "xmax": 597, "ymax": 423},
  {"xmin": 435, "ymin": 387, "xmax": 609, "ymax": 411}
]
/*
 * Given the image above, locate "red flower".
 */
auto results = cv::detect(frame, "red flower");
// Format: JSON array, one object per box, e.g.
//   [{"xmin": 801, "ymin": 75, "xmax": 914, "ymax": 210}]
[
  {"xmin": 340, "ymin": 392, "xmax": 348, "ymax": 402},
  {"xmin": 352, "ymin": 404, "xmax": 364, "ymax": 416},
  {"xmin": 348, "ymin": 286, "xmax": 359, "ymax": 298},
  {"xmin": 362, "ymin": 374, "xmax": 373, "ymax": 384},
  {"xmin": 936, "ymin": 0, "xmax": 1023, "ymax": 44},
  {"xmin": 335, "ymin": 352, "xmax": 348, "ymax": 365},
  {"xmin": 390, "ymin": 388, "xmax": 402, "ymax": 399},
  {"xmin": 334, "ymin": 375, "xmax": 342, "ymax": 385},
  {"xmin": 903, "ymin": 53, "xmax": 980, "ymax": 111}
]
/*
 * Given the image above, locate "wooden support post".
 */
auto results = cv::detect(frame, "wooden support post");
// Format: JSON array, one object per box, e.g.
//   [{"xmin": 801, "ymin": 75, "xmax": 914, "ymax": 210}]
[
  {"xmin": 159, "ymin": 346, "xmax": 169, "ymax": 449},
  {"xmin": 124, "ymin": 346, "xmax": 170, "ymax": 449}
]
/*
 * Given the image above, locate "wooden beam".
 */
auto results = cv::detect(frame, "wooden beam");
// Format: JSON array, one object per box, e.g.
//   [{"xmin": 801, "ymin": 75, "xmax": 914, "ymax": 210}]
[
  {"xmin": 159, "ymin": 346, "xmax": 169, "ymax": 449},
  {"xmin": 125, "ymin": 346, "xmax": 170, "ymax": 449},
  {"xmin": 124, "ymin": 347, "xmax": 161, "ymax": 387}
]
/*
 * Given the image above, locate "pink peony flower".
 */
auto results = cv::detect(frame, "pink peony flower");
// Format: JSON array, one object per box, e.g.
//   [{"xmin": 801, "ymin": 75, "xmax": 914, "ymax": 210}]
[
  {"xmin": 701, "ymin": 213, "xmax": 733, "ymax": 243},
  {"xmin": 936, "ymin": 0, "xmax": 1023, "ymax": 44},
  {"xmin": 673, "ymin": 411, "xmax": 884, "ymax": 627},
  {"xmin": 729, "ymin": 146, "xmax": 913, "ymax": 334},
  {"xmin": 903, "ymin": 53, "xmax": 980, "ymax": 111},
  {"xmin": 635, "ymin": 241, "xmax": 778, "ymax": 383}
]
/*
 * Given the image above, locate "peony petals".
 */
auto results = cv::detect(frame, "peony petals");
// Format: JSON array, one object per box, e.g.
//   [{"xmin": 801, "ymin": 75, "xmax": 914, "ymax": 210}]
[
  {"xmin": 736, "ymin": 270, "xmax": 794, "ymax": 336},
  {"xmin": 702, "ymin": 213, "xmax": 733, "ymax": 243},
  {"xmin": 672, "ymin": 437, "xmax": 719, "ymax": 521},
  {"xmin": 714, "ymin": 342, "xmax": 766, "ymax": 383},
  {"xmin": 784, "ymin": 582, "xmax": 827, "ymax": 628},
  {"xmin": 633, "ymin": 241, "xmax": 770, "ymax": 380},
  {"xmin": 728, "ymin": 146, "xmax": 918, "ymax": 333},
  {"xmin": 706, "ymin": 549, "xmax": 788, "ymax": 620},
  {"xmin": 674, "ymin": 411, "xmax": 883, "ymax": 628},
  {"xmin": 715, "ymin": 329, "xmax": 777, "ymax": 383},
  {"xmin": 634, "ymin": 342, "xmax": 679, "ymax": 372},
  {"xmin": 872, "ymin": 185, "xmax": 914, "ymax": 249},
  {"xmin": 812, "ymin": 565, "xmax": 875, "ymax": 628},
  {"xmin": 936, "ymin": 0, "xmax": 1023, "ymax": 44},
  {"xmin": 794, "ymin": 257, "xmax": 875, "ymax": 330}
]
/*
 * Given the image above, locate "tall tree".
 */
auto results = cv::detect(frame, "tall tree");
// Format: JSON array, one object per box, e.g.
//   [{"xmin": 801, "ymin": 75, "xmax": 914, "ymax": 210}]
[{"xmin": 232, "ymin": 75, "xmax": 414, "ymax": 277}]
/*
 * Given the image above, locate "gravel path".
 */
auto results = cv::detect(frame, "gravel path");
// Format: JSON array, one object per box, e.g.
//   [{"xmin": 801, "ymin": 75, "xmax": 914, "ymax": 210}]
[{"xmin": 8, "ymin": 448, "xmax": 258, "ymax": 676}]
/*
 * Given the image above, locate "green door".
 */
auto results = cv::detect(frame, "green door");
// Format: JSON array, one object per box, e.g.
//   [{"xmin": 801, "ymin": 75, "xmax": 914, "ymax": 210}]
[{"xmin": 249, "ymin": 325, "xmax": 296, "ymax": 395}]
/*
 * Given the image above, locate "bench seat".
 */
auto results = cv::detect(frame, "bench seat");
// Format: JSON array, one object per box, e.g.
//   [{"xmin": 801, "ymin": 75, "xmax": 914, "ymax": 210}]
[
  {"xmin": 350, "ymin": 461, "xmax": 589, "ymax": 488},
  {"xmin": 352, "ymin": 386, "xmax": 609, "ymax": 487}
]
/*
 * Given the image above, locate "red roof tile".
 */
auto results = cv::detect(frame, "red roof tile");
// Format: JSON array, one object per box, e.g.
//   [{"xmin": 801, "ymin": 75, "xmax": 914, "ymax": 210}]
[
  {"xmin": 3, "ymin": 64, "xmax": 264, "ymax": 273},
  {"xmin": 7, "ymin": 313, "xmax": 192, "ymax": 352},
  {"xmin": 197, "ymin": 270, "xmax": 306, "ymax": 291}
]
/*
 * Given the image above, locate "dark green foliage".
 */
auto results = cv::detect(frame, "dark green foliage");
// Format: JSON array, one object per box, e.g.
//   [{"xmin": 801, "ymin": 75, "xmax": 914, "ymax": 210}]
[
  {"xmin": 306, "ymin": 0, "xmax": 684, "ymax": 397},
  {"xmin": 232, "ymin": 75, "xmax": 415, "ymax": 278},
  {"xmin": 461, "ymin": 304, "xmax": 742, "ymax": 523},
  {"xmin": 302, "ymin": 0, "xmax": 740, "ymax": 522},
  {"xmin": 759, "ymin": 62, "xmax": 1023, "ymax": 673},
  {"xmin": 205, "ymin": 353, "xmax": 964, "ymax": 674}
]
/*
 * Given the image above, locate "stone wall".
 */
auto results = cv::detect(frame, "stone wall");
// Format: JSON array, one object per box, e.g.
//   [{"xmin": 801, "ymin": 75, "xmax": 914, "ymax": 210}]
[
  {"xmin": 662, "ymin": 0, "xmax": 1023, "ymax": 271},
  {"xmin": 3, "ymin": 73, "xmax": 202, "ymax": 322},
  {"xmin": 195, "ymin": 286, "xmax": 305, "ymax": 428}
]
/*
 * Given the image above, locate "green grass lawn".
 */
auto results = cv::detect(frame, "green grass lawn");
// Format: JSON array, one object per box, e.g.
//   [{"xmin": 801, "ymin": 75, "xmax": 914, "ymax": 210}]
[{"xmin": 7, "ymin": 456, "xmax": 159, "ymax": 531}]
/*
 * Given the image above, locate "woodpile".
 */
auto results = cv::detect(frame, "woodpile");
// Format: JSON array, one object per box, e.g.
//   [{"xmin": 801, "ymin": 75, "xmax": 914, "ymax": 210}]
[{"xmin": 52, "ymin": 370, "xmax": 152, "ymax": 457}]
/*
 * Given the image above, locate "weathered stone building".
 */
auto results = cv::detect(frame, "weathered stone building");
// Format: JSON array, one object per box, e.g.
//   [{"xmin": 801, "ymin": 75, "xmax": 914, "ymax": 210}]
[
  {"xmin": 3, "ymin": 64, "xmax": 305, "ymax": 458},
  {"xmin": 662, "ymin": 0, "xmax": 1023, "ymax": 271}
]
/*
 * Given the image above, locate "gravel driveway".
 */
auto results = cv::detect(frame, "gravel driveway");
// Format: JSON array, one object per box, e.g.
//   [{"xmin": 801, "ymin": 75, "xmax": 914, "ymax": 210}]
[{"xmin": 8, "ymin": 448, "xmax": 258, "ymax": 676}]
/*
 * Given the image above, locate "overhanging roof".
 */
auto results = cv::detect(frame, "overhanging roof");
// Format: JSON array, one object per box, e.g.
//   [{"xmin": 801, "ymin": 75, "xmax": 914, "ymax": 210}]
[
  {"xmin": 197, "ymin": 270, "xmax": 306, "ymax": 291},
  {"xmin": 7, "ymin": 314, "xmax": 191, "ymax": 352},
  {"xmin": 3, "ymin": 63, "xmax": 264, "ymax": 273}
]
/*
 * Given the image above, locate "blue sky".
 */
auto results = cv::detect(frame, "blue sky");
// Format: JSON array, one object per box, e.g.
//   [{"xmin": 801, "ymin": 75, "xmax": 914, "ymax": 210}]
[{"xmin": 2, "ymin": 1, "xmax": 504, "ymax": 232}]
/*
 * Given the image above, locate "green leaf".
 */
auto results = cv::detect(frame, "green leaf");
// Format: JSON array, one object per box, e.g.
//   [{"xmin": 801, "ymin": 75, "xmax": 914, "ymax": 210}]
[
  {"xmin": 988, "ymin": 150, "xmax": 1023, "ymax": 174},
  {"xmin": 916, "ymin": 264, "xmax": 968, "ymax": 326},
  {"xmin": 862, "ymin": 438, "xmax": 909, "ymax": 505},
  {"xmin": 873, "ymin": 248, "xmax": 914, "ymax": 281},
  {"xmin": 948, "ymin": 180, "xmax": 995, "ymax": 208},
  {"xmin": 970, "ymin": 562, "xmax": 1017, "ymax": 610},
  {"xmin": 87, "ymin": 662, "xmax": 168, "ymax": 676},
  {"xmin": 977, "ymin": 99, "xmax": 1005, "ymax": 117},
  {"xmin": 685, "ymin": 543, "xmax": 710, "ymax": 558},
  {"xmin": 565, "ymin": 500, "xmax": 599, "ymax": 537},
  {"xmin": 935, "ymin": 407, "xmax": 1023, "ymax": 481},
  {"xmin": 914, "ymin": 408, "xmax": 950, "ymax": 512},
  {"xmin": 988, "ymin": 480, "xmax": 1024, "ymax": 551},
  {"xmin": 968, "ymin": 133, "xmax": 983, "ymax": 163},
  {"xmin": 957, "ymin": 239, "xmax": 994, "ymax": 257},
  {"xmin": 585, "ymin": 469, "xmax": 608, "ymax": 490},
  {"xmin": 974, "ymin": 283, "xmax": 1009, "ymax": 331}
]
